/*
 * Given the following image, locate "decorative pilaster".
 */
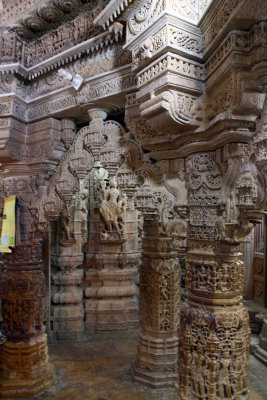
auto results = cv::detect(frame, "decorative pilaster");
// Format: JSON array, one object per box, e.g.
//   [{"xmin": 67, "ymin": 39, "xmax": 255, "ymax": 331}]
[
  {"xmin": 132, "ymin": 182, "xmax": 181, "ymax": 387},
  {"xmin": 51, "ymin": 168, "xmax": 90, "ymax": 340}
]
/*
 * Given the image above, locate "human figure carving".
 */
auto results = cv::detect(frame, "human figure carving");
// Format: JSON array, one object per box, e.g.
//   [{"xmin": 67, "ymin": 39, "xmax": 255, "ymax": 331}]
[
  {"xmin": 218, "ymin": 350, "xmax": 232, "ymax": 398},
  {"xmin": 99, "ymin": 178, "xmax": 125, "ymax": 240},
  {"xmin": 80, "ymin": 187, "xmax": 88, "ymax": 237},
  {"xmin": 61, "ymin": 202, "xmax": 73, "ymax": 240},
  {"xmin": 226, "ymin": 191, "xmax": 239, "ymax": 223}
]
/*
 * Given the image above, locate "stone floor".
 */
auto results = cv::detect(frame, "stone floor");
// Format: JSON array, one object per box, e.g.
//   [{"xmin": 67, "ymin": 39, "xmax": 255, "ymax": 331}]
[{"xmin": 2, "ymin": 330, "xmax": 267, "ymax": 400}]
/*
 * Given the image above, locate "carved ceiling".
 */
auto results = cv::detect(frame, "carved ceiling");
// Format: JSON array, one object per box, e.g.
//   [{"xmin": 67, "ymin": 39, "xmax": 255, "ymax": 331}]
[{"xmin": 0, "ymin": 0, "xmax": 109, "ymax": 40}]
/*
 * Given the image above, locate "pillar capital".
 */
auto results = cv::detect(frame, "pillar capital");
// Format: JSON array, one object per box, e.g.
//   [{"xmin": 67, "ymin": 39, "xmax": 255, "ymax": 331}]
[{"xmin": 87, "ymin": 108, "xmax": 108, "ymax": 123}]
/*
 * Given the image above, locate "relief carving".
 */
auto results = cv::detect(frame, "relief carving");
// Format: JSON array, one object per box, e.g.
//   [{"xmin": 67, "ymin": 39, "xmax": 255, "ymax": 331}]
[{"xmin": 98, "ymin": 178, "xmax": 126, "ymax": 241}]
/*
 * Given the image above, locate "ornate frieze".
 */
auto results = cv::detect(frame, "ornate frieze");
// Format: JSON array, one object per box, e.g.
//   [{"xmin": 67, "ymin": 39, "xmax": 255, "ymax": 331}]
[
  {"xmin": 205, "ymin": 21, "xmax": 267, "ymax": 78},
  {"xmin": 6, "ymin": 0, "xmax": 108, "ymax": 39},
  {"xmin": 27, "ymin": 70, "xmax": 135, "ymax": 121},
  {"xmin": 127, "ymin": 0, "xmax": 164, "ymax": 41},
  {"xmin": 131, "ymin": 16, "xmax": 203, "ymax": 71},
  {"xmin": 28, "ymin": 94, "xmax": 76, "ymax": 121},
  {"xmin": 137, "ymin": 53, "xmax": 204, "ymax": 87},
  {"xmin": 28, "ymin": 46, "xmax": 131, "ymax": 100},
  {"xmin": 200, "ymin": 0, "xmax": 242, "ymax": 54}
]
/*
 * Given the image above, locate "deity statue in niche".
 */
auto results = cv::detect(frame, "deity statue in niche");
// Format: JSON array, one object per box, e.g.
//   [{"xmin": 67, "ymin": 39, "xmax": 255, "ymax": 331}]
[{"xmin": 99, "ymin": 177, "xmax": 126, "ymax": 241}]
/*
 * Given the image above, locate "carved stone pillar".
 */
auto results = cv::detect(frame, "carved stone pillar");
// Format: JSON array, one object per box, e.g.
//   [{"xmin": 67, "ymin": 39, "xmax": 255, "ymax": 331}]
[
  {"xmin": 84, "ymin": 169, "xmax": 139, "ymax": 330},
  {"xmin": 176, "ymin": 149, "xmax": 263, "ymax": 400},
  {"xmin": 0, "ymin": 243, "xmax": 54, "ymax": 396},
  {"xmin": 0, "ymin": 246, "xmax": 54, "ymax": 397},
  {"xmin": 51, "ymin": 169, "xmax": 90, "ymax": 339},
  {"xmin": 84, "ymin": 112, "xmax": 139, "ymax": 331},
  {"xmin": 132, "ymin": 184, "xmax": 181, "ymax": 387},
  {"xmin": 48, "ymin": 115, "xmax": 94, "ymax": 340},
  {"xmin": 0, "ymin": 176, "xmax": 54, "ymax": 396},
  {"xmin": 51, "ymin": 185, "xmax": 88, "ymax": 340}
]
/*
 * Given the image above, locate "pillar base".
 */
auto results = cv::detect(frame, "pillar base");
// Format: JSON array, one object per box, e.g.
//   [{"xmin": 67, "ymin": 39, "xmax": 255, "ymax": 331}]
[
  {"xmin": 0, "ymin": 334, "xmax": 54, "ymax": 398},
  {"xmin": 131, "ymin": 360, "xmax": 177, "ymax": 388},
  {"xmin": 85, "ymin": 298, "xmax": 139, "ymax": 331},
  {"xmin": 52, "ymin": 304, "xmax": 84, "ymax": 340},
  {"xmin": 131, "ymin": 332, "xmax": 178, "ymax": 388}
]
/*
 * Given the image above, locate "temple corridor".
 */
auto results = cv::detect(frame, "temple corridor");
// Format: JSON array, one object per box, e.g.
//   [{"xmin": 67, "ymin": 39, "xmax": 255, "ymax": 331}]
[{"xmin": 1, "ymin": 0, "xmax": 267, "ymax": 399}]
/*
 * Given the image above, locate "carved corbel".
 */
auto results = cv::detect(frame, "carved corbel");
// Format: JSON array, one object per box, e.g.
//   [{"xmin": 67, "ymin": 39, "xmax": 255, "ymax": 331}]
[
  {"xmin": 232, "ymin": 74, "xmax": 267, "ymax": 118},
  {"xmin": 140, "ymin": 89, "xmax": 202, "ymax": 135},
  {"xmin": 206, "ymin": 71, "xmax": 267, "ymax": 125}
]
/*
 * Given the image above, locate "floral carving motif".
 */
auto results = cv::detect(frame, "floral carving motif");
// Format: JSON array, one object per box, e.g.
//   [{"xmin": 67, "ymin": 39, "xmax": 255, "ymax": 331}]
[
  {"xmin": 127, "ymin": 0, "xmax": 164, "ymax": 39},
  {"xmin": 169, "ymin": 26, "xmax": 204, "ymax": 56}
]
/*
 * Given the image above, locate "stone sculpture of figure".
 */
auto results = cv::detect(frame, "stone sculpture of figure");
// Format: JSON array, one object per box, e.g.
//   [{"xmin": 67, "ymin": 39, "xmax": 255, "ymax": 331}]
[
  {"xmin": 226, "ymin": 191, "xmax": 239, "ymax": 223},
  {"xmin": 216, "ymin": 212, "xmax": 226, "ymax": 240},
  {"xmin": 218, "ymin": 350, "xmax": 232, "ymax": 398},
  {"xmin": 80, "ymin": 187, "xmax": 88, "ymax": 237},
  {"xmin": 192, "ymin": 346, "xmax": 206, "ymax": 397},
  {"xmin": 99, "ymin": 178, "xmax": 125, "ymax": 240},
  {"xmin": 61, "ymin": 202, "xmax": 73, "ymax": 240}
]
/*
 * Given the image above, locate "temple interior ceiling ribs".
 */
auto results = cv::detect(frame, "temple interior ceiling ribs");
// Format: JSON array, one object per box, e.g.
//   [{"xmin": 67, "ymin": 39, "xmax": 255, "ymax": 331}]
[{"xmin": 0, "ymin": 0, "xmax": 266, "ymax": 399}]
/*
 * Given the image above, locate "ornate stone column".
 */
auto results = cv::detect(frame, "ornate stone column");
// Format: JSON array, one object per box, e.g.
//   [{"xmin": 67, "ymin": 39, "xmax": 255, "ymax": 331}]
[
  {"xmin": 131, "ymin": 181, "xmax": 181, "ymax": 387},
  {"xmin": 0, "ymin": 177, "xmax": 54, "ymax": 397},
  {"xmin": 49, "ymin": 117, "xmax": 93, "ymax": 340},
  {"xmin": 51, "ymin": 181, "xmax": 88, "ymax": 340},
  {"xmin": 176, "ymin": 148, "xmax": 264, "ymax": 400},
  {"xmin": 84, "ymin": 110, "xmax": 139, "ymax": 331}
]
